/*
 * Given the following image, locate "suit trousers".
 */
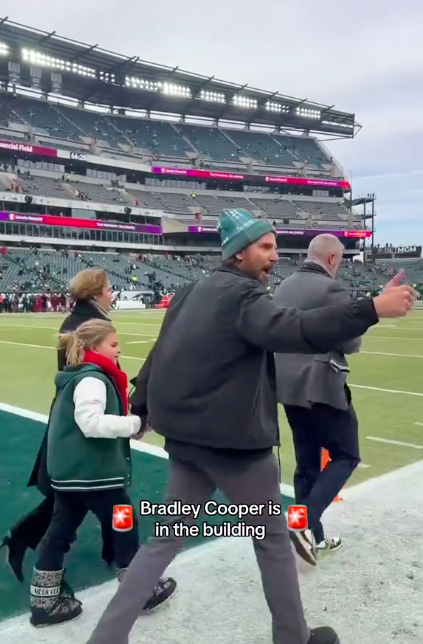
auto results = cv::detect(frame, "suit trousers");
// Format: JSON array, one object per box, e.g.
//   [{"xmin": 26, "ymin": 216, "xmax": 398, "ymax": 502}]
[
  {"xmin": 284, "ymin": 395, "xmax": 360, "ymax": 543},
  {"xmin": 86, "ymin": 452, "xmax": 310, "ymax": 644}
]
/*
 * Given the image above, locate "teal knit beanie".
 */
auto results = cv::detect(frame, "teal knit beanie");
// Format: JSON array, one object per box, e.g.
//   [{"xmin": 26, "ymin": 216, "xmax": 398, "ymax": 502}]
[{"xmin": 217, "ymin": 209, "xmax": 276, "ymax": 260}]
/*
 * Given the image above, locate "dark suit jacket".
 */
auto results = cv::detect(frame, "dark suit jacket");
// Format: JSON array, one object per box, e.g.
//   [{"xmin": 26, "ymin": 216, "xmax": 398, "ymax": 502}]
[
  {"xmin": 27, "ymin": 299, "xmax": 110, "ymax": 493},
  {"xmin": 273, "ymin": 261, "xmax": 362, "ymax": 411}
]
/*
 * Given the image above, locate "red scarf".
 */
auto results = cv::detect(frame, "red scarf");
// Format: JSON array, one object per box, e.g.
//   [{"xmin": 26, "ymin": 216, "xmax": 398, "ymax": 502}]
[{"xmin": 83, "ymin": 351, "xmax": 128, "ymax": 415}]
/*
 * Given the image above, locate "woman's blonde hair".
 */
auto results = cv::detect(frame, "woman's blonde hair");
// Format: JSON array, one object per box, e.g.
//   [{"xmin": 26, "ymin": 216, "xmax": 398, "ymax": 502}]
[
  {"xmin": 69, "ymin": 268, "xmax": 109, "ymax": 301},
  {"xmin": 58, "ymin": 319, "xmax": 116, "ymax": 366}
]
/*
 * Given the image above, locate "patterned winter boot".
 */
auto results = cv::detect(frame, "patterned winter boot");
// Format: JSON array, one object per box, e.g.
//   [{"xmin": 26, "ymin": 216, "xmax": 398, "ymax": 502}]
[
  {"xmin": 30, "ymin": 568, "xmax": 82, "ymax": 627},
  {"xmin": 117, "ymin": 567, "xmax": 177, "ymax": 612}
]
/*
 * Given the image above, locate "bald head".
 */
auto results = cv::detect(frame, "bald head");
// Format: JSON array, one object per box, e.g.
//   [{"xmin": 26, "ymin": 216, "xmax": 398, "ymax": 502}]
[{"xmin": 306, "ymin": 234, "xmax": 344, "ymax": 277}]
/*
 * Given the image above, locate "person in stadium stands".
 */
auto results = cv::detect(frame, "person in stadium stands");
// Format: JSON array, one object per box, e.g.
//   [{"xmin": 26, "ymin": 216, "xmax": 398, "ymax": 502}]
[
  {"xmin": 273, "ymin": 237, "xmax": 406, "ymax": 557},
  {"xmin": 28, "ymin": 319, "xmax": 176, "ymax": 627},
  {"xmin": 0, "ymin": 268, "xmax": 176, "ymax": 614},
  {"xmin": 85, "ymin": 209, "xmax": 417, "ymax": 644}
]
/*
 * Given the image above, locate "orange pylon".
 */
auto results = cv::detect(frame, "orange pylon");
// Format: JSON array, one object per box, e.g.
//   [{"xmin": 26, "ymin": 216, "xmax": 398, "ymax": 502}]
[{"xmin": 321, "ymin": 449, "xmax": 344, "ymax": 503}]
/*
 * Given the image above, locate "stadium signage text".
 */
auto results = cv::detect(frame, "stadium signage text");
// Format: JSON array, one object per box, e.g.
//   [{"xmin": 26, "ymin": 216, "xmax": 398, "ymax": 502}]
[
  {"xmin": 152, "ymin": 166, "xmax": 351, "ymax": 190},
  {"xmin": 188, "ymin": 225, "xmax": 371, "ymax": 238},
  {"xmin": 0, "ymin": 139, "xmax": 57, "ymax": 157},
  {"xmin": 1, "ymin": 212, "xmax": 162, "ymax": 234}
]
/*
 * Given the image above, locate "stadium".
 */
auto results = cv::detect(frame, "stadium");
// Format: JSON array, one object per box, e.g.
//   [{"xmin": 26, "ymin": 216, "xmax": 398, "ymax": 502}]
[{"xmin": 0, "ymin": 16, "xmax": 422, "ymax": 644}]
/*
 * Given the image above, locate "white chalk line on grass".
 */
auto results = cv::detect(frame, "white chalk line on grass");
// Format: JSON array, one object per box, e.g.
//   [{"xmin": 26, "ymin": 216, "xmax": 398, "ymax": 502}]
[
  {"xmin": 0, "ymin": 402, "xmax": 296, "ymax": 498},
  {"xmin": 1, "ymin": 340, "xmax": 423, "ymax": 397},
  {"xmin": 365, "ymin": 335, "xmax": 423, "ymax": 341},
  {"xmin": 350, "ymin": 383, "xmax": 423, "ymax": 397},
  {"xmin": 0, "ymin": 340, "xmax": 145, "ymax": 361},
  {"xmin": 0, "ymin": 323, "xmax": 157, "ymax": 338},
  {"xmin": 361, "ymin": 350, "xmax": 423, "ymax": 359},
  {"xmin": 366, "ymin": 436, "xmax": 423, "ymax": 449}
]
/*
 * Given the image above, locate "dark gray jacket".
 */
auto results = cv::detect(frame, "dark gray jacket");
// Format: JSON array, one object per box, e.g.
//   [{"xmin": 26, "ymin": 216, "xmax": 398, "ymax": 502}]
[
  {"xmin": 145, "ymin": 265, "xmax": 377, "ymax": 451},
  {"xmin": 273, "ymin": 261, "xmax": 362, "ymax": 411}
]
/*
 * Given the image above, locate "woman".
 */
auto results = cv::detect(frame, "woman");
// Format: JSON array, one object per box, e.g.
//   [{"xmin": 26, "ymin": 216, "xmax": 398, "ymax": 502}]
[
  {"xmin": 2, "ymin": 268, "xmax": 176, "ymax": 614},
  {"xmin": 1, "ymin": 269, "xmax": 115, "ymax": 580},
  {"xmin": 30, "ymin": 319, "xmax": 175, "ymax": 627}
]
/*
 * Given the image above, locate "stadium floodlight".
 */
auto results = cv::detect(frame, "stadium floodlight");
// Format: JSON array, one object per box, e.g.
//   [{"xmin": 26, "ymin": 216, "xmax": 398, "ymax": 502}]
[
  {"xmin": 0, "ymin": 42, "xmax": 9, "ymax": 56},
  {"xmin": 125, "ymin": 77, "xmax": 159, "ymax": 92},
  {"xmin": 322, "ymin": 119, "xmax": 353, "ymax": 130},
  {"xmin": 199, "ymin": 90, "xmax": 226, "ymax": 104},
  {"xmin": 296, "ymin": 106, "xmax": 321, "ymax": 120},
  {"xmin": 159, "ymin": 82, "xmax": 191, "ymax": 98},
  {"xmin": 233, "ymin": 95, "xmax": 258, "ymax": 109},
  {"xmin": 21, "ymin": 48, "xmax": 96, "ymax": 78},
  {"xmin": 265, "ymin": 101, "xmax": 290, "ymax": 113},
  {"xmin": 100, "ymin": 71, "xmax": 116, "ymax": 84}
]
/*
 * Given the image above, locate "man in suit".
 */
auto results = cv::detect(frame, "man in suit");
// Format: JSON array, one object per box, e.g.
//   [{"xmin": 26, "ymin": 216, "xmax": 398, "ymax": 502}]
[
  {"xmin": 273, "ymin": 234, "xmax": 365, "ymax": 555},
  {"xmin": 86, "ymin": 210, "xmax": 417, "ymax": 644}
]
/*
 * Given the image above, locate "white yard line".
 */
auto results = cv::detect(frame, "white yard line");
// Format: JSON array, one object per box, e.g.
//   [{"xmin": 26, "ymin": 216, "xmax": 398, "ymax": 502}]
[
  {"xmin": 366, "ymin": 436, "xmax": 423, "ymax": 449},
  {"xmin": 365, "ymin": 335, "xmax": 423, "ymax": 341},
  {"xmin": 0, "ymin": 323, "xmax": 157, "ymax": 338},
  {"xmin": 1, "ymin": 340, "xmax": 423, "ymax": 396},
  {"xmin": 361, "ymin": 350, "xmax": 423, "ymax": 359},
  {"xmin": 0, "ymin": 340, "xmax": 145, "ymax": 361},
  {"xmin": 349, "ymin": 383, "xmax": 423, "ymax": 396}
]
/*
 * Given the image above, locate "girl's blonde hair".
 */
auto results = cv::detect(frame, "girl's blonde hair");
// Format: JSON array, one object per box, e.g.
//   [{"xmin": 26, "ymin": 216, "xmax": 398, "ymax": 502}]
[
  {"xmin": 58, "ymin": 319, "xmax": 116, "ymax": 366},
  {"xmin": 69, "ymin": 268, "xmax": 109, "ymax": 301}
]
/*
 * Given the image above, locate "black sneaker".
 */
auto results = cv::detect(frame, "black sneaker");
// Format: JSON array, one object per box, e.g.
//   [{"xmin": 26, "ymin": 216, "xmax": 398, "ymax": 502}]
[
  {"xmin": 0, "ymin": 531, "xmax": 27, "ymax": 583},
  {"xmin": 308, "ymin": 626, "xmax": 340, "ymax": 643},
  {"xmin": 289, "ymin": 529, "xmax": 317, "ymax": 566},
  {"xmin": 143, "ymin": 577, "xmax": 177, "ymax": 612}
]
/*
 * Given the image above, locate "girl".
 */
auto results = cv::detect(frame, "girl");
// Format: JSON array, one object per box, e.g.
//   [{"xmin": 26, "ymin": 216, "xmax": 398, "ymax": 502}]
[{"xmin": 29, "ymin": 319, "xmax": 176, "ymax": 627}]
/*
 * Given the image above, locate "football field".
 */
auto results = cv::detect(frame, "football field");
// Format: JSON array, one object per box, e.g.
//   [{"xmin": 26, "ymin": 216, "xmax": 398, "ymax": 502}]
[
  {"xmin": 1, "ymin": 307, "xmax": 423, "ymax": 485},
  {"xmin": 0, "ymin": 308, "xmax": 422, "ymax": 643}
]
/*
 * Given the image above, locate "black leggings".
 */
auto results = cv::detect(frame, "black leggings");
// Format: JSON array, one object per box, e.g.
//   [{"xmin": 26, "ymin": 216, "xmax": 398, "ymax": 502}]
[{"xmin": 36, "ymin": 489, "xmax": 139, "ymax": 571}]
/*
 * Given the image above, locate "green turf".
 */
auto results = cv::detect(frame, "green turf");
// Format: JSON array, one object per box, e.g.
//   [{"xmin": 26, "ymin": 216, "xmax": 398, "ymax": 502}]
[{"xmin": 0, "ymin": 310, "xmax": 423, "ymax": 490}]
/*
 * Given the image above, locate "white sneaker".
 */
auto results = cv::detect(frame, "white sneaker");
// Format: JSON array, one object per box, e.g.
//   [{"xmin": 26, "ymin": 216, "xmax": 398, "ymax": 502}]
[{"xmin": 316, "ymin": 536, "xmax": 342, "ymax": 552}]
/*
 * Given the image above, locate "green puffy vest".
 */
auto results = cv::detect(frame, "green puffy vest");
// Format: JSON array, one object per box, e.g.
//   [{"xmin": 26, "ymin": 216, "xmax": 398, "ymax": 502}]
[{"xmin": 47, "ymin": 364, "xmax": 132, "ymax": 492}]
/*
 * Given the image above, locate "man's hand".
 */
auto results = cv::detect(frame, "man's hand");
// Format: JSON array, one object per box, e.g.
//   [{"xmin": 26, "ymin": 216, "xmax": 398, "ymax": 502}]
[
  {"xmin": 383, "ymin": 268, "xmax": 406, "ymax": 291},
  {"xmin": 373, "ymin": 284, "xmax": 418, "ymax": 318}
]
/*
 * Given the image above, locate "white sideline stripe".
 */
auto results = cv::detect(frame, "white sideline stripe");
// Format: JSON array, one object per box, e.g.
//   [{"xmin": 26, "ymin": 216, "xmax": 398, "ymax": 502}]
[
  {"xmin": 361, "ymin": 350, "xmax": 423, "ymax": 359},
  {"xmin": 366, "ymin": 436, "xmax": 423, "ymax": 450},
  {"xmin": 414, "ymin": 422, "xmax": 423, "ymax": 426},
  {"xmin": 0, "ymin": 402, "xmax": 295, "ymax": 498},
  {"xmin": 350, "ymin": 383, "xmax": 423, "ymax": 396},
  {"xmin": 127, "ymin": 340, "xmax": 151, "ymax": 344}
]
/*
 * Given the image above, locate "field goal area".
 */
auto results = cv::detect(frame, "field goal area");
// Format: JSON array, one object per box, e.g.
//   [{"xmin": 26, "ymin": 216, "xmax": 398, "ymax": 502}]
[{"xmin": 0, "ymin": 309, "xmax": 422, "ymax": 643}]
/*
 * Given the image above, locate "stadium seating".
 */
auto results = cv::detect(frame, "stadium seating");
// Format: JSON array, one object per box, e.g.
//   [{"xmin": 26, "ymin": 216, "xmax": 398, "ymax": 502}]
[
  {"xmin": 0, "ymin": 91, "xmax": 333, "ymax": 168},
  {"xmin": 0, "ymin": 165, "xmax": 354, "ymax": 228},
  {"xmin": 2, "ymin": 247, "xmax": 420, "ymax": 296}
]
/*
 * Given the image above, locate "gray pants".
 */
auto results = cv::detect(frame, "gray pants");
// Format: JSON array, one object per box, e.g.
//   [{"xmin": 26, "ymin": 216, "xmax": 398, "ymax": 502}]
[{"xmin": 86, "ymin": 452, "xmax": 310, "ymax": 644}]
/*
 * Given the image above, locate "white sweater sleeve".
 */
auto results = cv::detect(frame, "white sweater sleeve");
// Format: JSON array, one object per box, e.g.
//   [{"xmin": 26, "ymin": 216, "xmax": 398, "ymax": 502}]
[{"xmin": 73, "ymin": 377, "xmax": 141, "ymax": 439}]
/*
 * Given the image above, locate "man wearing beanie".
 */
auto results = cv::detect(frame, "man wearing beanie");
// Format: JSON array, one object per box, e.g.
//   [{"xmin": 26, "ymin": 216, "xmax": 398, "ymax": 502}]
[{"xmin": 87, "ymin": 209, "xmax": 417, "ymax": 644}]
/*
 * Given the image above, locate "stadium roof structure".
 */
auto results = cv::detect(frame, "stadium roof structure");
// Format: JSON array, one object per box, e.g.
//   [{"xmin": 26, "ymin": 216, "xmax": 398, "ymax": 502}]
[{"xmin": 0, "ymin": 17, "xmax": 361, "ymax": 139}]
